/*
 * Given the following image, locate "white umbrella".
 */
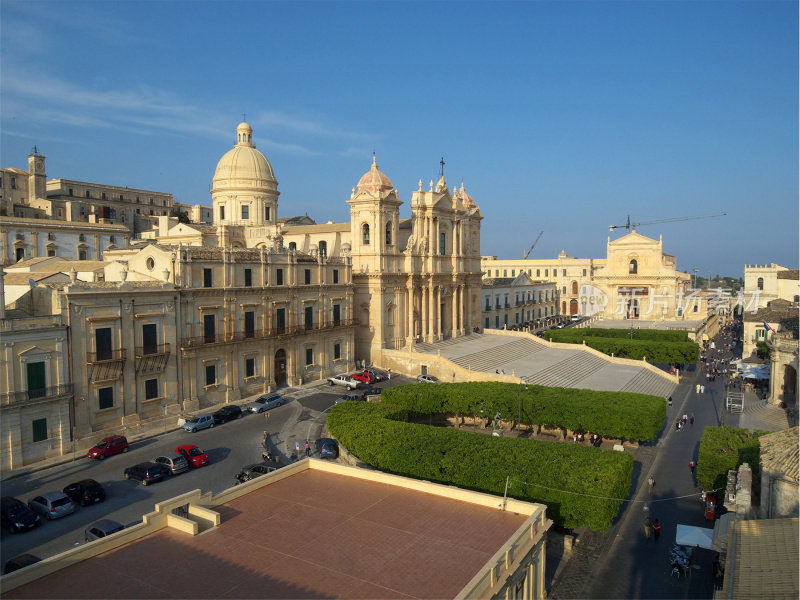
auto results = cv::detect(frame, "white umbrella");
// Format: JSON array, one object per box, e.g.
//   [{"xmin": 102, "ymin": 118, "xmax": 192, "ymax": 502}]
[{"xmin": 676, "ymin": 524, "xmax": 715, "ymax": 549}]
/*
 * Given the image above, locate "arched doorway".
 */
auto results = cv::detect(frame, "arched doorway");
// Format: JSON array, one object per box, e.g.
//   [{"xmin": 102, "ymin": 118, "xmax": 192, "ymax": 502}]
[
  {"xmin": 274, "ymin": 349, "xmax": 287, "ymax": 387},
  {"xmin": 569, "ymin": 299, "xmax": 579, "ymax": 315}
]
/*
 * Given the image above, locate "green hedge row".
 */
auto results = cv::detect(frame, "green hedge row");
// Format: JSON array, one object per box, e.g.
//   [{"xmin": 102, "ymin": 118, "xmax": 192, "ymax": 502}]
[
  {"xmin": 545, "ymin": 330, "xmax": 698, "ymax": 364},
  {"xmin": 547, "ymin": 328, "xmax": 691, "ymax": 342},
  {"xmin": 697, "ymin": 426, "xmax": 767, "ymax": 494},
  {"xmin": 327, "ymin": 398, "xmax": 633, "ymax": 530},
  {"xmin": 381, "ymin": 382, "xmax": 665, "ymax": 442}
]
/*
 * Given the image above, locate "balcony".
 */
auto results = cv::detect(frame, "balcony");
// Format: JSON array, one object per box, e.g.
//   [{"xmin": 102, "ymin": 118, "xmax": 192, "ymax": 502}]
[
  {"xmin": 0, "ymin": 384, "xmax": 74, "ymax": 408},
  {"xmin": 86, "ymin": 349, "xmax": 126, "ymax": 382},
  {"xmin": 180, "ymin": 319, "xmax": 356, "ymax": 349},
  {"xmin": 135, "ymin": 343, "xmax": 171, "ymax": 374}
]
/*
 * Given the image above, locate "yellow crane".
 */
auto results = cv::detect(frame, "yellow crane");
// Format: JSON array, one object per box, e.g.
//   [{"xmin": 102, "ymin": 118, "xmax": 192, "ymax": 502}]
[{"xmin": 523, "ymin": 231, "xmax": 544, "ymax": 259}]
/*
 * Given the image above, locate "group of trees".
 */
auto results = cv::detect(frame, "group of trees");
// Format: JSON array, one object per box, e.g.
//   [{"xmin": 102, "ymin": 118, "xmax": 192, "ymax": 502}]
[{"xmin": 545, "ymin": 328, "xmax": 699, "ymax": 364}]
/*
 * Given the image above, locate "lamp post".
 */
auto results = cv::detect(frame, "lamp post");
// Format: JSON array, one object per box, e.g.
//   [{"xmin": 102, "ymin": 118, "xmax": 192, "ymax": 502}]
[
  {"xmin": 473, "ymin": 400, "xmax": 484, "ymax": 433},
  {"xmin": 693, "ymin": 268, "xmax": 698, "ymax": 289},
  {"xmin": 517, "ymin": 382, "xmax": 529, "ymax": 431},
  {"xmin": 708, "ymin": 270, "xmax": 712, "ymax": 290}
]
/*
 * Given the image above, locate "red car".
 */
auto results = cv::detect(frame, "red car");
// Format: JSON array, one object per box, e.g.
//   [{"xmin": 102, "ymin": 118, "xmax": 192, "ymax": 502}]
[
  {"xmin": 175, "ymin": 444, "xmax": 209, "ymax": 468},
  {"xmin": 351, "ymin": 371, "xmax": 377, "ymax": 384},
  {"xmin": 86, "ymin": 436, "xmax": 129, "ymax": 460}
]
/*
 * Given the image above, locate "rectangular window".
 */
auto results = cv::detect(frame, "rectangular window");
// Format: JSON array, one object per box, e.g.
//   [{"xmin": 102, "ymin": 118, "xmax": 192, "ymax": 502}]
[
  {"xmin": 503, "ymin": 270, "xmax": 507, "ymax": 277},
  {"xmin": 583, "ymin": 269, "xmax": 587, "ymax": 276},
  {"xmin": 536, "ymin": 269, "xmax": 540, "ymax": 277},
  {"xmin": 144, "ymin": 378, "xmax": 158, "ymax": 400},
  {"xmin": 305, "ymin": 348, "xmax": 313, "ymax": 366},
  {"xmin": 333, "ymin": 269, "xmax": 339, "ymax": 284},
  {"xmin": 32, "ymin": 418, "xmax": 47, "ymax": 443},
  {"xmin": 98, "ymin": 387, "xmax": 113, "ymax": 410},
  {"xmin": 495, "ymin": 315, "xmax": 500, "ymax": 328},
  {"xmin": 276, "ymin": 268, "xmax": 283, "ymax": 286},
  {"xmin": 485, "ymin": 317, "xmax": 490, "ymax": 328},
  {"xmin": 265, "ymin": 206, "xmax": 270, "ymax": 221},
  {"xmin": 220, "ymin": 206, "xmax": 225, "ymax": 220},
  {"xmin": 439, "ymin": 232, "xmax": 446, "ymax": 255},
  {"xmin": 68, "ymin": 188, "xmax": 74, "ymax": 196},
  {"xmin": 142, "ymin": 324, "xmax": 157, "ymax": 355},
  {"xmin": 244, "ymin": 268, "xmax": 252, "ymax": 287},
  {"xmin": 26, "ymin": 361, "xmax": 46, "ymax": 398},
  {"xmin": 205, "ymin": 365, "xmax": 216, "ymax": 386},
  {"xmin": 245, "ymin": 357, "xmax": 255, "ymax": 378},
  {"xmin": 203, "ymin": 268, "xmax": 212, "ymax": 288},
  {"xmin": 242, "ymin": 205, "xmax": 249, "ymax": 220},
  {"xmin": 95, "ymin": 328, "xmax": 112, "ymax": 361},
  {"xmin": 244, "ymin": 311, "xmax": 255, "ymax": 338},
  {"xmin": 334, "ymin": 343, "xmax": 341, "ymax": 360},
  {"xmin": 276, "ymin": 308, "xmax": 286, "ymax": 332},
  {"xmin": 47, "ymin": 249, "xmax": 56, "ymax": 257},
  {"xmin": 203, "ymin": 314, "xmax": 216, "ymax": 343},
  {"xmin": 333, "ymin": 304, "xmax": 341, "ymax": 324},
  {"xmin": 563, "ymin": 269, "xmax": 566, "ymax": 276},
  {"xmin": 511, "ymin": 270, "xmax": 515, "ymax": 276},
  {"xmin": 304, "ymin": 269, "xmax": 311, "ymax": 285},
  {"xmin": 545, "ymin": 269, "xmax": 548, "ymax": 277},
  {"xmin": 304, "ymin": 306, "xmax": 313, "ymax": 329}
]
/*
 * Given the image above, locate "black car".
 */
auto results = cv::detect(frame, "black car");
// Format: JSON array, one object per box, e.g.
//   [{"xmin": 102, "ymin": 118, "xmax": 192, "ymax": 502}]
[
  {"xmin": 315, "ymin": 438, "xmax": 339, "ymax": 459},
  {"xmin": 3, "ymin": 553, "xmax": 41, "ymax": 574},
  {"xmin": 213, "ymin": 404, "xmax": 243, "ymax": 424},
  {"xmin": 123, "ymin": 462, "xmax": 170, "ymax": 486},
  {"xmin": 63, "ymin": 479, "xmax": 106, "ymax": 506},
  {"xmin": 1, "ymin": 496, "xmax": 40, "ymax": 533},
  {"xmin": 234, "ymin": 462, "xmax": 280, "ymax": 483}
]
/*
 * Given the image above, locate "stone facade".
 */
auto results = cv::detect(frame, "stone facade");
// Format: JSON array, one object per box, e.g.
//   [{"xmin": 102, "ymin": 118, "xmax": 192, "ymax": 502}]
[
  {"xmin": 482, "ymin": 273, "xmax": 558, "ymax": 330},
  {"xmin": 744, "ymin": 263, "xmax": 799, "ymax": 310}
]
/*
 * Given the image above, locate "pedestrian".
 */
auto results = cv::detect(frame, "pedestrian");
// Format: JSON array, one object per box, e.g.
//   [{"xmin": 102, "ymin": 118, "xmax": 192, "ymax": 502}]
[
  {"xmin": 675, "ymin": 419, "xmax": 681, "ymax": 431},
  {"xmin": 682, "ymin": 413, "xmax": 688, "ymax": 424},
  {"xmin": 652, "ymin": 518, "xmax": 661, "ymax": 541},
  {"xmin": 668, "ymin": 396, "xmax": 673, "ymax": 407},
  {"xmin": 647, "ymin": 475, "xmax": 655, "ymax": 496},
  {"xmin": 690, "ymin": 413, "xmax": 695, "ymax": 426},
  {"xmin": 387, "ymin": 368, "xmax": 391, "ymax": 380},
  {"xmin": 689, "ymin": 460, "xmax": 695, "ymax": 474},
  {"xmin": 696, "ymin": 384, "xmax": 701, "ymax": 394},
  {"xmin": 643, "ymin": 516, "xmax": 651, "ymax": 540},
  {"xmin": 304, "ymin": 440, "xmax": 310, "ymax": 457},
  {"xmin": 701, "ymin": 385, "xmax": 705, "ymax": 394}
]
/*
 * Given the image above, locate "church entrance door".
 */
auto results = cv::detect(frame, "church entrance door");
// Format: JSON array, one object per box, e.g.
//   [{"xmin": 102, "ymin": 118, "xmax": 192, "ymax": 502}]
[{"xmin": 274, "ymin": 349, "xmax": 287, "ymax": 387}]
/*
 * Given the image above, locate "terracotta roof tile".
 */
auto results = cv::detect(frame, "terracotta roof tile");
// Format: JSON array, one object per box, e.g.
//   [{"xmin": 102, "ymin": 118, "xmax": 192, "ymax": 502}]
[{"xmin": 760, "ymin": 427, "xmax": 799, "ymax": 482}]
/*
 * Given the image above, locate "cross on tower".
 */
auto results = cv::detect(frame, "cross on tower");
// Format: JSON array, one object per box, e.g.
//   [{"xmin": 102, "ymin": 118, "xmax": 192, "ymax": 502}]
[{"xmin": 440, "ymin": 156, "xmax": 445, "ymax": 178}]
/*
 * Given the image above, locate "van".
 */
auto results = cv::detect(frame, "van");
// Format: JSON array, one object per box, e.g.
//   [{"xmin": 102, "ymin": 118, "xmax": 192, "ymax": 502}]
[
  {"xmin": 571, "ymin": 315, "xmax": 581, "ymax": 322},
  {"xmin": 182, "ymin": 413, "xmax": 214, "ymax": 432}
]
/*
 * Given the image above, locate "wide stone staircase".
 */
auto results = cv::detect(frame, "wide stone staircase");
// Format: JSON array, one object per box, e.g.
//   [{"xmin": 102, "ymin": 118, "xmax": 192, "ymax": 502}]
[{"xmin": 415, "ymin": 331, "xmax": 676, "ymax": 397}]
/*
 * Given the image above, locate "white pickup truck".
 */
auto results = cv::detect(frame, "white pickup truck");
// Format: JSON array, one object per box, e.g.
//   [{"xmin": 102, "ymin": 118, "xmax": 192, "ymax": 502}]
[{"xmin": 327, "ymin": 374, "xmax": 359, "ymax": 390}]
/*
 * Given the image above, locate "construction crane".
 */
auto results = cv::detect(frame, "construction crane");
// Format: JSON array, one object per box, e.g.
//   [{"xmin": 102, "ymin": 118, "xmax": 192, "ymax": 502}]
[
  {"xmin": 523, "ymin": 231, "xmax": 544, "ymax": 259},
  {"xmin": 609, "ymin": 212, "xmax": 726, "ymax": 232}
]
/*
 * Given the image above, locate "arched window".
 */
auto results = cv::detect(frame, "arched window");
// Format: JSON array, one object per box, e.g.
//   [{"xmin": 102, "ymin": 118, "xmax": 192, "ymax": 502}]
[
  {"xmin": 629, "ymin": 259, "xmax": 638, "ymax": 274},
  {"xmin": 757, "ymin": 277, "xmax": 764, "ymax": 291},
  {"xmin": 362, "ymin": 223, "xmax": 370, "ymax": 245},
  {"xmin": 318, "ymin": 241, "xmax": 327, "ymax": 258},
  {"xmin": 288, "ymin": 242, "xmax": 296, "ymax": 251},
  {"xmin": 385, "ymin": 221, "xmax": 392, "ymax": 245}
]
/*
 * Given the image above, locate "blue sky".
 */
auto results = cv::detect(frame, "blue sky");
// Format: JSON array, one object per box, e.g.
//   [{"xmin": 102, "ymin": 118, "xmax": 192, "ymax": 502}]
[{"xmin": 1, "ymin": 1, "xmax": 797, "ymax": 277}]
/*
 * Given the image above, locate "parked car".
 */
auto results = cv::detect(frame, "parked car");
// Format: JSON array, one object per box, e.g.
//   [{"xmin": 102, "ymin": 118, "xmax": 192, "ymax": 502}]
[
  {"xmin": 571, "ymin": 314, "xmax": 581, "ymax": 322},
  {"xmin": 335, "ymin": 393, "xmax": 362, "ymax": 404},
  {"xmin": 154, "ymin": 453, "xmax": 189, "ymax": 476},
  {"xmin": 327, "ymin": 374, "xmax": 359, "ymax": 390},
  {"xmin": 213, "ymin": 405, "xmax": 243, "ymax": 424},
  {"xmin": 362, "ymin": 368, "xmax": 386, "ymax": 382},
  {"xmin": 3, "ymin": 553, "xmax": 41, "ymax": 574},
  {"xmin": 28, "ymin": 492, "xmax": 75, "ymax": 520},
  {"xmin": 350, "ymin": 371, "xmax": 377, "ymax": 384},
  {"xmin": 123, "ymin": 462, "xmax": 170, "ymax": 486},
  {"xmin": 63, "ymin": 479, "xmax": 105, "ymax": 506},
  {"xmin": 182, "ymin": 413, "xmax": 215, "ymax": 433},
  {"xmin": 315, "ymin": 438, "xmax": 339, "ymax": 459},
  {"xmin": 416, "ymin": 374, "xmax": 440, "ymax": 384},
  {"xmin": 535, "ymin": 331, "xmax": 545, "ymax": 338},
  {"xmin": 234, "ymin": 462, "xmax": 279, "ymax": 483},
  {"xmin": 175, "ymin": 444, "xmax": 210, "ymax": 468},
  {"xmin": 85, "ymin": 519, "xmax": 125, "ymax": 542},
  {"xmin": 0, "ymin": 496, "xmax": 40, "ymax": 533},
  {"xmin": 248, "ymin": 393, "xmax": 285, "ymax": 413},
  {"xmin": 86, "ymin": 435, "xmax": 129, "ymax": 460}
]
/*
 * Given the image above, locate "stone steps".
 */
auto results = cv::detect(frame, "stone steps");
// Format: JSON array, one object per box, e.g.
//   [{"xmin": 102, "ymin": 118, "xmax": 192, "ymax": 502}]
[
  {"xmin": 450, "ymin": 339, "xmax": 546, "ymax": 373},
  {"xmin": 524, "ymin": 352, "xmax": 608, "ymax": 388},
  {"xmin": 619, "ymin": 369, "xmax": 676, "ymax": 398}
]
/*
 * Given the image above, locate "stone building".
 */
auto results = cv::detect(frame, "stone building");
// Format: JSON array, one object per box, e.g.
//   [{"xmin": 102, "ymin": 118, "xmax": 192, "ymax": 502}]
[
  {"xmin": 743, "ymin": 263, "xmax": 799, "ymax": 309},
  {"xmin": 482, "ymin": 273, "xmax": 558, "ymax": 330},
  {"xmin": 758, "ymin": 427, "xmax": 799, "ymax": 519}
]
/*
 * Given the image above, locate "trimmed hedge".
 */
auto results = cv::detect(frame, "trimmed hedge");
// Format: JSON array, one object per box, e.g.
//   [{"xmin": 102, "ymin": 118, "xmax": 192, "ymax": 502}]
[
  {"xmin": 547, "ymin": 328, "xmax": 691, "ymax": 342},
  {"xmin": 545, "ymin": 329, "xmax": 699, "ymax": 364},
  {"xmin": 328, "ymin": 399, "xmax": 633, "ymax": 530},
  {"xmin": 381, "ymin": 382, "xmax": 666, "ymax": 442},
  {"xmin": 697, "ymin": 426, "xmax": 767, "ymax": 494}
]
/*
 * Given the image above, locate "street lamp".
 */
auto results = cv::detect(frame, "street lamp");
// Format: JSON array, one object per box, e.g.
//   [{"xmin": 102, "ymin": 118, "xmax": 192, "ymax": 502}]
[
  {"xmin": 474, "ymin": 399, "xmax": 485, "ymax": 433},
  {"xmin": 708, "ymin": 270, "xmax": 712, "ymax": 290},
  {"xmin": 517, "ymin": 381, "xmax": 529, "ymax": 431},
  {"xmin": 693, "ymin": 268, "xmax": 699, "ymax": 289}
]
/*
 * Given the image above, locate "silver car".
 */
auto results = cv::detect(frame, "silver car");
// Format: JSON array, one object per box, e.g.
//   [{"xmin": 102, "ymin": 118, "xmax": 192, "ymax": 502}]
[
  {"xmin": 85, "ymin": 519, "xmax": 124, "ymax": 542},
  {"xmin": 182, "ymin": 413, "xmax": 215, "ymax": 432},
  {"xmin": 248, "ymin": 393, "xmax": 285, "ymax": 413},
  {"xmin": 28, "ymin": 492, "xmax": 75, "ymax": 520},
  {"xmin": 416, "ymin": 374, "xmax": 440, "ymax": 384},
  {"xmin": 154, "ymin": 453, "xmax": 189, "ymax": 475}
]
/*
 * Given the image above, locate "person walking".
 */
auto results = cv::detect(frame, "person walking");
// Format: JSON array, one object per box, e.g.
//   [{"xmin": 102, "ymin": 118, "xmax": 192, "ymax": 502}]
[
  {"xmin": 689, "ymin": 460, "xmax": 696, "ymax": 475},
  {"xmin": 647, "ymin": 475, "xmax": 655, "ymax": 496},
  {"xmin": 652, "ymin": 518, "xmax": 661, "ymax": 541},
  {"xmin": 643, "ymin": 516, "xmax": 652, "ymax": 540},
  {"xmin": 668, "ymin": 396, "xmax": 673, "ymax": 407},
  {"xmin": 387, "ymin": 368, "xmax": 391, "ymax": 380},
  {"xmin": 690, "ymin": 413, "xmax": 695, "ymax": 426},
  {"xmin": 304, "ymin": 441, "xmax": 311, "ymax": 457},
  {"xmin": 696, "ymin": 383, "xmax": 701, "ymax": 394},
  {"xmin": 700, "ymin": 384, "xmax": 705, "ymax": 394}
]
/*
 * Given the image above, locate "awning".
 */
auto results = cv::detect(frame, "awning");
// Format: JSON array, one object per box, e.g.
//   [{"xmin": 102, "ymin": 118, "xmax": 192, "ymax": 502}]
[
  {"xmin": 702, "ymin": 333, "xmax": 709, "ymax": 341},
  {"xmin": 712, "ymin": 512, "xmax": 735, "ymax": 552},
  {"xmin": 676, "ymin": 524, "xmax": 715, "ymax": 549}
]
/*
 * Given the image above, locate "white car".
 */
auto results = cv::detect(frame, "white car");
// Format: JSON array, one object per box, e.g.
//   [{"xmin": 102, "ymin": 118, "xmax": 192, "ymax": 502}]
[
  {"xmin": 248, "ymin": 393, "xmax": 285, "ymax": 413},
  {"xmin": 416, "ymin": 374, "xmax": 440, "ymax": 384},
  {"xmin": 327, "ymin": 374, "xmax": 359, "ymax": 390}
]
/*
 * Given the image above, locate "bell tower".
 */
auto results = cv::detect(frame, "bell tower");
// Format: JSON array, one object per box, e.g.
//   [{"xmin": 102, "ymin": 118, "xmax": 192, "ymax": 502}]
[{"xmin": 27, "ymin": 147, "xmax": 46, "ymax": 203}]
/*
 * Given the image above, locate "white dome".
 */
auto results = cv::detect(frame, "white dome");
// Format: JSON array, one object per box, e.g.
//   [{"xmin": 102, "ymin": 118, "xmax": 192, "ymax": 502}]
[{"xmin": 212, "ymin": 122, "xmax": 277, "ymax": 192}]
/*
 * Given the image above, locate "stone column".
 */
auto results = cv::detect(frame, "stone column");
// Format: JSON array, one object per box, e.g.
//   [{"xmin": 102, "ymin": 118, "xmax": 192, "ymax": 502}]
[
  {"xmin": 436, "ymin": 286, "xmax": 443, "ymax": 338},
  {"xmin": 428, "ymin": 283, "xmax": 436, "ymax": 341},
  {"xmin": 421, "ymin": 286, "xmax": 428, "ymax": 339},
  {"xmin": 451, "ymin": 285, "xmax": 458, "ymax": 337}
]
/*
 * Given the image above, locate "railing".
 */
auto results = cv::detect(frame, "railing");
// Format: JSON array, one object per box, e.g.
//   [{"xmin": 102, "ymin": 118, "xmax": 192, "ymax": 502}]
[
  {"xmin": 0, "ymin": 384, "xmax": 74, "ymax": 406},
  {"xmin": 86, "ymin": 349, "xmax": 126, "ymax": 364},
  {"xmin": 180, "ymin": 319, "xmax": 356, "ymax": 348},
  {"xmin": 134, "ymin": 343, "xmax": 171, "ymax": 358}
]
